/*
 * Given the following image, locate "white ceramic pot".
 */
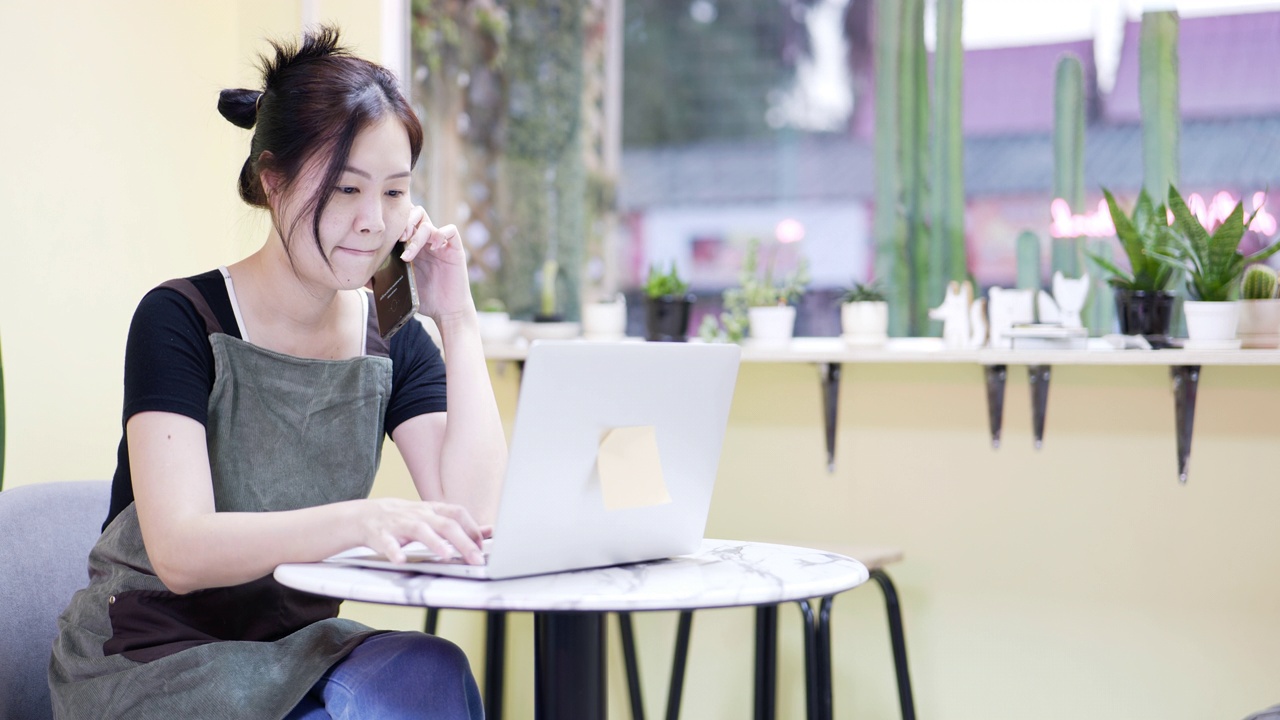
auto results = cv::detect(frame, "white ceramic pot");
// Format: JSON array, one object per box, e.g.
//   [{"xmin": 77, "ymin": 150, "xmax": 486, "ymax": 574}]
[
  {"xmin": 747, "ymin": 306, "xmax": 796, "ymax": 346},
  {"xmin": 1237, "ymin": 298, "xmax": 1280, "ymax": 348},
  {"xmin": 582, "ymin": 301, "xmax": 627, "ymax": 340},
  {"xmin": 841, "ymin": 301, "xmax": 888, "ymax": 346},
  {"xmin": 1183, "ymin": 300, "xmax": 1242, "ymax": 347},
  {"xmin": 476, "ymin": 311, "xmax": 516, "ymax": 344}
]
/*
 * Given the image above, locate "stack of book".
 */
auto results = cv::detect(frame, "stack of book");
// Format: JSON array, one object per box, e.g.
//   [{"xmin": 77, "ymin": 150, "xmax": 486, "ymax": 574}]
[{"xmin": 1004, "ymin": 324, "xmax": 1088, "ymax": 350}]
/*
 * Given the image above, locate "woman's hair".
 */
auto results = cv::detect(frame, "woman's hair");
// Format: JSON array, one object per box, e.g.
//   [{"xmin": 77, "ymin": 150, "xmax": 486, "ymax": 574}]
[{"xmin": 217, "ymin": 26, "xmax": 424, "ymax": 265}]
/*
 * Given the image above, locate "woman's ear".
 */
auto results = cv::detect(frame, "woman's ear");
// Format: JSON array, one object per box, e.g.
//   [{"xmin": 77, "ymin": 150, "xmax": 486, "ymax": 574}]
[{"xmin": 258, "ymin": 151, "xmax": 282, "ymax": 199}]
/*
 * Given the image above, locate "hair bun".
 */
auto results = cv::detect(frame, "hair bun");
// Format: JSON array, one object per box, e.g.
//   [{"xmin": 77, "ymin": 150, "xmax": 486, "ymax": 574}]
[{"xmin": 218, "ymin": 88, "xmax": 262, "ymax": 129}]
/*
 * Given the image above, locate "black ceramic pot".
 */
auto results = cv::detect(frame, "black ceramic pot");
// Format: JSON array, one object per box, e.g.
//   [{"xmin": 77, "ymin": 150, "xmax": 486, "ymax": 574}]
[
  {"xmin": 644, "ymin": 295, "xmax": 694, "ymax": 342},
  {"xmin": 1114, "ymin": 288, "xmax": 1176, "ymax": 347}
]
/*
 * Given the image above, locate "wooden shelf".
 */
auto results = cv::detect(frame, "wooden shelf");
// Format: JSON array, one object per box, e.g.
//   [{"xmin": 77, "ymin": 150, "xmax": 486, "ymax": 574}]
[{"xmin": 481, "ymin": 336, "xmax": 1280, "ymax": 484}]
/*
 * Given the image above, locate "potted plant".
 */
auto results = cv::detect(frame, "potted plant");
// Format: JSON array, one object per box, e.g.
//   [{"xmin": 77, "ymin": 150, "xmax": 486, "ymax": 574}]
[
  {"xmin": 476, "ymin": 297, "xmax": 517, "ymax": 344},
  {"xmin": 1086, "ymin": 188, "xmax": 1179, "ymax": 347},
  {"xmin": 521, "ymin": 259, "xmax": 580, "ymax": 340},
  {"xmin": 698, "ymin": 238, "xmax": 810, "ymax": 345},
  {"xmin": 1148, "ymin": 185, "xmax": 1280, "ymax": 348},
  {"xmin": 643, "ymin": 261, "xmax": 693, "ymax": 342},
  {"xmin": 840, "ymin": 281, "xmax": 889, "ymax": 346},
  {"xmin": 1238, "ymin": 264, "xmax": 1280, "ymax": 348}
]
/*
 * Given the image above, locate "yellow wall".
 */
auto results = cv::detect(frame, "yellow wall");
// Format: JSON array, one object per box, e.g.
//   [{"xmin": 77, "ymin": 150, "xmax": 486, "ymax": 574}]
[{"xmin": 2, "ymin": 2, "xmax": 1278, "ymax": 719}]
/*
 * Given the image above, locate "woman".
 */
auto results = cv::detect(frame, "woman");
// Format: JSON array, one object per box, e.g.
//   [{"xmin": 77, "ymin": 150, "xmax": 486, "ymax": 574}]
[{"xmin": 49, "ymin": 27, "xmax": 505, "ymax": 719}]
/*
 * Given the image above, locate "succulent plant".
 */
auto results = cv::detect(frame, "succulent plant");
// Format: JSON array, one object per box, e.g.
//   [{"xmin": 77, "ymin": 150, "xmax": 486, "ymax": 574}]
[
  {"xmin": 643, "ymin": 261, "xmax": 690, "ymax": 299},
  {"xmin": 1241, "ymin": 264, "xmax": 1278, "ymax": 300},
  {"xmin": 841, "ymin": 281, "xmax": 887, "ymax": 304}
]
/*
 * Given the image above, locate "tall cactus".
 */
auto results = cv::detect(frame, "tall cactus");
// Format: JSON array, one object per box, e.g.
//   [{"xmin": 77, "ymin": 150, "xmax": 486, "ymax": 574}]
[
  {"xmin": 928, "ymin": 0, "xmax": 967, "ymax": 321},
  {"xmin": 1140, "ymin": 10, "xmax": 1180, "ymax": 200},
  {"xmin": 872, "ymin": 0, "xmax": 909, "ymax": 336},
  {"xmin": 1051, "ymin": 53, "xmax": 1084, "ymax": 281},
  {"xmin": 874, "ymin": 0, "xmax": 929, "ymax": 336},
  {"xmin": 1016, "ymin": 231, "xmax": 1042, "ymax": 292},
  {"xmin": 1084, "ymin": 239, "xmax": 1117, "ymax": 331}
]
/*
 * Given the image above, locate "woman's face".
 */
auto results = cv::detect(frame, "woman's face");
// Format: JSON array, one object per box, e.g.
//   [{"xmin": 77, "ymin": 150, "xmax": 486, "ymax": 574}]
[{"xmin": 275, "ymin": 117, "xmax": 414, "ymax": 290}]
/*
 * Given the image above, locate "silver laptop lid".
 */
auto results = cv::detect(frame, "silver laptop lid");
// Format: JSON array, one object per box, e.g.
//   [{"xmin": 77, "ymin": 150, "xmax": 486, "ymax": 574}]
[{"xmin": 485, "ymin": 341, "xmax": 741, "ymax": 579}]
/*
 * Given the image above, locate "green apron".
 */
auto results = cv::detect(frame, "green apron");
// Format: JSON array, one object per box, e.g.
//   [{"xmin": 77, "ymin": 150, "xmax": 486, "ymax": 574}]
[{"xmin": 50, "ymin": 276, "xmax": 394, "ymax": 719}]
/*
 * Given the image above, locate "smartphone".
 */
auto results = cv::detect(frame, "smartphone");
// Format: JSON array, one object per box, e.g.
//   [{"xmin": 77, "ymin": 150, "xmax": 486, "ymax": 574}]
[{"xmin": 370, "ymin": 241, "xmax": 420, "ymax": 340}]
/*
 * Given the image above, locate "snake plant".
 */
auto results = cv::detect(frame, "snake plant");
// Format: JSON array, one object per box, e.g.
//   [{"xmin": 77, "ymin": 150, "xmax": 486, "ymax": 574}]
[{"xmin": 1149, "ymin": 185, "xmax": 1280, "ymax": 301}]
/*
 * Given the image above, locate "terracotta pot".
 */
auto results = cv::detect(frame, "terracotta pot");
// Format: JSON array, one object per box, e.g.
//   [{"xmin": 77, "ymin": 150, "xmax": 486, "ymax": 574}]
[{"xmin": 1237, "ymin": 298, "xmax": 1280, "ymax": 348}]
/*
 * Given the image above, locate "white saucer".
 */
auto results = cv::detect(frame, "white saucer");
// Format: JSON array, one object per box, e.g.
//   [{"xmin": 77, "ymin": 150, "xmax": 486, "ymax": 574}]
[
  {"xmin": 842, "ymin": 334, "xmax": 888, "ymax": 347},
  {"xmin": 1181, "ymin": 338, "xmax": 1243, "ymax": 351}
]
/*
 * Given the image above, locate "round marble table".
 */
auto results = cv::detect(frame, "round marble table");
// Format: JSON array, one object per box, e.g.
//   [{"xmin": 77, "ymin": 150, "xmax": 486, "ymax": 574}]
[{"xmin": 276, "ymin": 539, "xmax": 868, "ymax": 719}]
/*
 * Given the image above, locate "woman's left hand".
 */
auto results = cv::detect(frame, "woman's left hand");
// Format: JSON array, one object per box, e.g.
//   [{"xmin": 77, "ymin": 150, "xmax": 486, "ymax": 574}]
[{"xmin": 398, "ymin": 206, "xmax": 475, "ymax": 325}]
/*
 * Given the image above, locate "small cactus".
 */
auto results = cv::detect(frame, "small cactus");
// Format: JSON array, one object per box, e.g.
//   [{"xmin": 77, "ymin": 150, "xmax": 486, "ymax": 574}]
[{"xmin": 1242, "ymin": 264, "xmax": 1278, "ymax": 300}]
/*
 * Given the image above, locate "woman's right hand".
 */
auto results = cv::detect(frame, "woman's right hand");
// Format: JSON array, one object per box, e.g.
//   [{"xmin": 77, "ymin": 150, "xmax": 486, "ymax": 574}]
[{"xmin": 358, "ymin": 498, "xmax": 487, "ymax": 565}]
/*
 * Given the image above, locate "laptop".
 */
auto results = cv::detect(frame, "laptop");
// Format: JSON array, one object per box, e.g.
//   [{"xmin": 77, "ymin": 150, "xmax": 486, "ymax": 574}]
[{"xmin": 326, "ymin": 340, "xmax": 742, "ymax": 580}]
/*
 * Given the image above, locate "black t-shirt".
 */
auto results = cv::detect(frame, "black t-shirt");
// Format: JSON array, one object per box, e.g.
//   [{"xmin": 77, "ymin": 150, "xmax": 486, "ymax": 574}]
[{"xmin": 104, "ymin": 270, "xmax": 447, "ymax": 530}]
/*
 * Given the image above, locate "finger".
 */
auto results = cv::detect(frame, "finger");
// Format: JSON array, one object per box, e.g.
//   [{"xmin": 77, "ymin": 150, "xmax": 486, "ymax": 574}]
[
  {"xmin": 427, "ymin": 224, "xmax": 460, "ymax": 252},
  {"xmin": 478, "ymin": 525, "xmax": 495, "ymax": 540},
  {"xmin": 429, "ymin": 515, "xmax": 485, "ymax": 565},
  {"xmin": 399, "ymin": 207, "xmax": 431, "ymax": 261},
  {"xmin": 399, "ymin": 206, "xmax": 426, "ymax": 243},
  {"xmin": 376, "ymin": 531, "xmax": 406, "ymax": 564},
  {"xmin": 432, "ymin": 503, "xmax": 485, "ymax": 545},
  {"xmin": 410, "ymin": 521, "xmax": 457, "ymax": 562}
]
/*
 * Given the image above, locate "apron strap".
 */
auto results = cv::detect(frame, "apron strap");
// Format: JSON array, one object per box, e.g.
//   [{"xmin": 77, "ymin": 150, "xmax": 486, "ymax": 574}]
[
  {"xmin": 158, "ymin": 279, "xmax": 224, "ymax": 336},
  {"xmin": 363, "ymin": 289, "xmax": 391, "ymax": 358}
]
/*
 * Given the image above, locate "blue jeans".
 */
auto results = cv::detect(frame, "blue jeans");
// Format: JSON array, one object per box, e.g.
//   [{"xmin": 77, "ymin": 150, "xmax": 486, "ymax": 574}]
[{"xmin": 284, "ymin": 631, "xmax": 483, "ymax": 719}]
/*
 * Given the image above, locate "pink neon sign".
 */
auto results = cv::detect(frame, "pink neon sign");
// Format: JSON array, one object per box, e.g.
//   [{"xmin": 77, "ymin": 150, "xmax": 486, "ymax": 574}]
[{"xmin": 1049, "ymin": 191, "xmax": 1278, "ymax": 239}]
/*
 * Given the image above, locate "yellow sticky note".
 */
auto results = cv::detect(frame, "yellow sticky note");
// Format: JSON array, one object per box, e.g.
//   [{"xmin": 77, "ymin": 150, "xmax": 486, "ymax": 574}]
[{"xmin": 597, "ymin": 426, "xmax": 672, "ymax": 511}]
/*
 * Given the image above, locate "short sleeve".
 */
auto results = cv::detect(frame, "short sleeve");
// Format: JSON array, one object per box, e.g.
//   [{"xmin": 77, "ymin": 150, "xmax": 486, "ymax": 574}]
[
  {"xmin": 384, "ymin": 319, "xmax": 448, "ymax": 436},
  {"xmin": 122, "ymin": 288, "xmax": 217, "ymax": 426}
]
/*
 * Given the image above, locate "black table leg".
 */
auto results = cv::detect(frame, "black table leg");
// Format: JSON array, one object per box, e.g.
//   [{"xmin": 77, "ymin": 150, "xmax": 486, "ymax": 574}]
[
  {"xmin": 871, "ymin": 569, "xmax": 916, "ymax": 720},
  {"xmin": 618, "ymin": 612, "xmax": 647, "ymax": 720},
  {"xmin": 666, "ymin": 611, "xmax": 694, "ymax": 720},
  {"xmin": 754, "ymin": 604, "xmax": 779, "ymax": 720},
  {"xmin": 485, "ymin": 611, "xmax": 507, "ymax": 719},
  {"xmin": 535, "ymin": 611, "xmax": 606, "ymax": 720}
]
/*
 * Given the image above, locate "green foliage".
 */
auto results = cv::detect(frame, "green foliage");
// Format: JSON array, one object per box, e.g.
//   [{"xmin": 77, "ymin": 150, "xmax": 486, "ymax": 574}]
[
  {"xmin": 479, "ymin": 297, "xmax": 507, "ymax": 313},
  {"xmin": 700, "ymin": 238, "xmax": 810, "ymax": 342},
  {"xmin": 1241, "ymin": 264, "xmax": 1278, "ymax": 300},
  {"xmin": 841, "ymin": 281, "xmax": 887, "ymax": 304},
  {"xmin": 644, "ymin": 261, "xmax": 690, "ymax": 299},
  {"xmin": 621, "ymin": 0, "xmax": 816, "ymax": 147},
  {"xmin": 1147, "ymin": 185, "xmax": 1280, "ymax": 301},
  {"xmin": 1086, "ymin": 188, "xmax": 1178, "ymax": 292}
]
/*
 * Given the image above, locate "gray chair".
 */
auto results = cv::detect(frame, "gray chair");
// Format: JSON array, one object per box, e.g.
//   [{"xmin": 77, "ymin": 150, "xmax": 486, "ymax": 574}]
[{"xmin": 0, "ymin": 481, "xmax": 110, "ymax": 720}]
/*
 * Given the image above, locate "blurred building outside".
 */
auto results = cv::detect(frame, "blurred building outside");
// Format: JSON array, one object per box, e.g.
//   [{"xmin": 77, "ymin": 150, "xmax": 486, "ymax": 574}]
[{"xmin": 617, "ymin": 7, "xmax": 1280, "ymax": 336}]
